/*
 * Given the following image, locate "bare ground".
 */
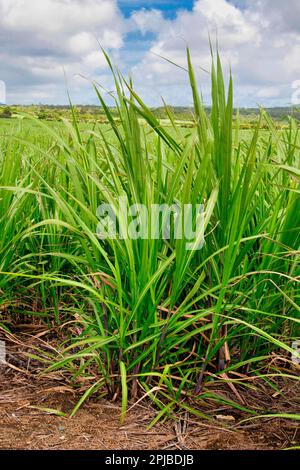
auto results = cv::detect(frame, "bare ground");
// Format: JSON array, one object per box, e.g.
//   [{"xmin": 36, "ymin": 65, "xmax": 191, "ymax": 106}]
[{"xmin": 0, "ymin": 329, "xmax": 299, "ymax": 450}]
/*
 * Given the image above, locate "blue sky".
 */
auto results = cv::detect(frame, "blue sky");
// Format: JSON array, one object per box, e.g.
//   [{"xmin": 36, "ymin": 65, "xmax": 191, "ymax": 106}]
[
  {"xmin": 117, "ymin": 1, "xmax": 195, "ymax": 68},
  {"xmin": 0, "ymin": 0, "xmax": 299, "ymax": 107},
  {"xmin": 119, "ymin": 1, "xmax": 194, "ymax": 19},
  {"xmin": 119, "ymin": 0, "xmax": 194, "ymax": 60}
]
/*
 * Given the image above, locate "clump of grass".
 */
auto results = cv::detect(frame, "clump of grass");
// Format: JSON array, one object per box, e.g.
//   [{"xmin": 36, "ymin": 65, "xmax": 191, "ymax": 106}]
[{"xmin": 0, "ymin": 49, "xmax": 299, "ymax": 420}]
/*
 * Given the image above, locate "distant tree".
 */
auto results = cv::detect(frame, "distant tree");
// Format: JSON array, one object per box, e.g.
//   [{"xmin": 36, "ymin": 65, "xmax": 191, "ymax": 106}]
[
  {"xmin": 37, "ymin": 109, "xmax": 48, "ymax": 120},
  {"xmin": 0, "ymin": 106, "xmax": 12, "ymax": 118}
]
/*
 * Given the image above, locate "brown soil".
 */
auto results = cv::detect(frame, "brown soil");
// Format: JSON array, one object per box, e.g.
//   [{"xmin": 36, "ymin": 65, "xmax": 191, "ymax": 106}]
[{"xmin": 0, "ymin": 330, "xmax": 299, "ymax": 450}]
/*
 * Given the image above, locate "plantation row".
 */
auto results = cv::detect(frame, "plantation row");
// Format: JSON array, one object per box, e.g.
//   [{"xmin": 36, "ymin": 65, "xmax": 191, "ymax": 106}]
[{"xmin": 0, "ymin": 51, "xmax": 299, "ymax": 418}]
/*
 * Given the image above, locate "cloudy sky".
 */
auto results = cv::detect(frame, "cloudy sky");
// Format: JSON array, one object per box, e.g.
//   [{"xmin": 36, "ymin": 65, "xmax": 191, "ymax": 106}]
[{"xmin": 0, "ymin": 0, "xmax": 300, "ymax": 107}]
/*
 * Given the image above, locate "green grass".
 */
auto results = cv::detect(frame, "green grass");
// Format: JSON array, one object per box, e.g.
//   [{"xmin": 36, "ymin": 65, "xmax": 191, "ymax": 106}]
[{"xmin": 0, "ymin": 49, "xmax": 299, "ymax": 421}]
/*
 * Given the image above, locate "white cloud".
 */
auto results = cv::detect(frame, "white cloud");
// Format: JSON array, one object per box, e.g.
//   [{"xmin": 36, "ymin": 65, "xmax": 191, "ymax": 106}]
[
  {"xmin": 130, "ymin": 8, "xmax": 166, "ymax": 35},
  {"xmin": 0, "ymin": 0, "xmax": 124, "ymax": 103},
  {"xmin": 84, "ymin": 51, "xmax": 108, "ymax": 70},
  {"xmin": 0, "ymin": 0, "xmax": 120, "ymax": 34},
  {"xmin": 0, "ymin": 0, "xmax": 299, "ymax": 106},
  {"xmin": 129, "ymin": 0, "xmax": 300, "ymax": 107},
  {"xmin": 256, "ymin": 87, "xmax": 280, "ymax": 99},
  {"xmin": 69, "ymin": 32, "xmax": 97, "ymax": 55}
]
